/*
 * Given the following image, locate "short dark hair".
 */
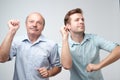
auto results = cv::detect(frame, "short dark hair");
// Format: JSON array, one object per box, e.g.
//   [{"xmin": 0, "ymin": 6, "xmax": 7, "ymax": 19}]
[{"xmin": 64, "ymin": 8, "xmax": 83, "ymax": 25}]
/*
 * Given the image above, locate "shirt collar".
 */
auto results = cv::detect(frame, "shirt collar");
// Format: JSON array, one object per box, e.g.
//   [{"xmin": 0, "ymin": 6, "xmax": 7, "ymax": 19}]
[
  {"xmin": 69, "ymin": 33, "xmax": 91, "ymax": 47},
  {"xmin": 22, "ymin": 34, "xmax": 47, "ymax": 43}
]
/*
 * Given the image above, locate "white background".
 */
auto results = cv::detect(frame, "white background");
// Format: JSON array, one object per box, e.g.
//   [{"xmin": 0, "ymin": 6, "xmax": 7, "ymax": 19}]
[{"xmin": 0, "ymin": 0, "xmax": 120, "ymax": 80}]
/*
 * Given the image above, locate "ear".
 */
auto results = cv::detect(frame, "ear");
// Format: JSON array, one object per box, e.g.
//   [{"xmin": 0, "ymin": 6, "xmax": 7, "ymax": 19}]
[{"xmin": 66, "ymin": 24, "xmax": 71, "ymax": 30}]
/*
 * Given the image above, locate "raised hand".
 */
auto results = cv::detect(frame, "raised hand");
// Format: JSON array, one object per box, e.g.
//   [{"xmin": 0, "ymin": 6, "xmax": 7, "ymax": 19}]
[
  {"xmin": 60, "ymin": 25, "xmax": 70, "ymax": 40},
  {"xmin": 8, "ymin": 19, "xmax": 20, "ymax": 33}
]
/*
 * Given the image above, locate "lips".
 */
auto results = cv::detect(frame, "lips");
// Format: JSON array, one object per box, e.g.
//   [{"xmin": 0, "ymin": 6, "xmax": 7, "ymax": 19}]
[
  {"xmin": 30, "ymin": 27, "xmax": 38, "ymax": 31},
  {"xmin": 78, "ymin": 25, "xmax": 84, "ymax": 29}
]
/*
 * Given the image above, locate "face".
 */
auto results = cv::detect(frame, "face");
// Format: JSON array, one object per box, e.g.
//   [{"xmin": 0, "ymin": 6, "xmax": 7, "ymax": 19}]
[
  {"xmin": 67, "ymin": 13, "xmax": 85, "ymax": 34},
  {"xmin": 26, "ymin": 13, "xmax": 44, "ymax": 36}
]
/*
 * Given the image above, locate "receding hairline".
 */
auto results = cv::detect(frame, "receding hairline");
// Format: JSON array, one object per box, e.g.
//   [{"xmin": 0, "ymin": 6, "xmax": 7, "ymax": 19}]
[{"xmin": 25, "ymin": 12, "xmax": 45, "ymax": 26}]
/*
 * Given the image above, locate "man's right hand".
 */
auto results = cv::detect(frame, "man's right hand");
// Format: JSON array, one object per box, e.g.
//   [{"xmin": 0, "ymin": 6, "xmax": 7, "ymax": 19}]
[
  {"xmin": 60, "ymin": 26, "xmax": 69, "ymax": 41},
  {"xmin": 8, "ymin": 19, "xmax": 20, "ymax": 33}
]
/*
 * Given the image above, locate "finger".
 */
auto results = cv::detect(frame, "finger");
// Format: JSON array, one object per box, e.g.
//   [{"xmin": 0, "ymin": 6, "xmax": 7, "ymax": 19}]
[
  {"xmin": 12, "ymin": 20, "xmax": 19, "ymax": 26},
  {"xmin": 38, "ymin": 68, "xmax": 46, "ymax": 74},
  {"xmin": 40, "ymin": 71, "xmax": 47, "ymax": 76},
  {"xmin": 39, "ymin": 70, "xmax": 48, "ymax": 77},
  {"xmin": 37, "ymin": 68, "xmax": 49, "ymax": 78},
  {"xmin": 8, "ymin": 19, "xmax": 19, "ymax": 26}
]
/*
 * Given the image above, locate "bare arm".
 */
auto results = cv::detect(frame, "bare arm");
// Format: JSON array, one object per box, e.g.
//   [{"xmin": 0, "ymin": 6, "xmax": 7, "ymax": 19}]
[
  {"xmin": 37, "ymin": 66, "xmax": 61, "ymax": 78},
  {"xmin": 60, "ymin": 26, "xmax": 72, "ymax": 69},
  {"xmin": 47, "ymin": 66, "xmax": 61, "ymax": 77},
  {"xmin": 87, "ymin": 46, "xmax": 120, "ymax": 72},
  {"xmin": 0, "ymin": 20, "xmax": 20, "ymax": 62}
]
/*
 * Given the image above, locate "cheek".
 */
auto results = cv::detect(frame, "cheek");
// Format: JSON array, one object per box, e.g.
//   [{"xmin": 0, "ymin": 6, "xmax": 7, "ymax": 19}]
[
  {"xmin": 39, "ymin": 26, "xmax": 44, "ymax": 30},
  {"xmin": 26, "ymin": 23, "xmax": 31, "ymax": 27}
]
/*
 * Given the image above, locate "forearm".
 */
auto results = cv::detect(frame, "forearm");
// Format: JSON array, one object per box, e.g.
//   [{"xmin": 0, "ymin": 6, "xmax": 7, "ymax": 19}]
[
  {"xmin": 87, "ymin": 46, "xmax": 120, "ymax": 72},
  {"xmin": 48, "ymin": 67, "xmax": 61, "ymax": 77},
  {"xmin": 99, "ymin": 46, "xmax": 120, "ymax": 69},
  {"xmin": 0, "ymin": 30, "xmax": 16, "ymax": 62},
  {"xmin": 61, "ymin": 39, "xmax": 72, "ymax": 69}
]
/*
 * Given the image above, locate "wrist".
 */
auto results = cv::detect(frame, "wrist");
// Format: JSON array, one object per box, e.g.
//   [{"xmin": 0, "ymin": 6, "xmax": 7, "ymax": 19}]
[
  {"xmin": 97, "ymin": 63, "xmax": 103, "ymax": 70},
  {"xmin": 8, "ymin": 29, "xmax": 17, "ymax": 35},
  {"xmin": 62, "ymin": 35, "xmax": 68, "ymax": 40},
  {"xmin": 62, "ymin": 37, "xmax": 68, "ymax": 41}
]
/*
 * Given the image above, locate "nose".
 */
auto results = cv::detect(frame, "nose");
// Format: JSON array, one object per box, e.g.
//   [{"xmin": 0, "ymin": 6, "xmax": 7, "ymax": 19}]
[
  {"xmin": 33, "ymin": 22, "xmax": 37, "ymax": 27},
  {"xmin": 80, "ymin": 19, "xmax": 84, "ymax": 23}
]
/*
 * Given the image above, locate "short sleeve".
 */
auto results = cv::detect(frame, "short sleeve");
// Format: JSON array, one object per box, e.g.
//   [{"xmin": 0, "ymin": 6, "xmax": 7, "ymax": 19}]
[
  {"xmin": 9, "ymin": 40, "xmax": 17, "ymax": 60},
  {"xmin": 94, "ymin": 35, "xmax": 119, "ymax": 52},
  {"xmin": 49, "ymin": 44, "xmax": 61, "ymax": 67}
]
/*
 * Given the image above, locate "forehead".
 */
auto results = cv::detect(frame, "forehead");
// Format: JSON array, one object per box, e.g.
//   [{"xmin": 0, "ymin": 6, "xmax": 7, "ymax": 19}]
[
  {"xmin": 27, "ymin": 13, "xmax": 43, "ymax": 20},
  {"xmin": 70, "ymin": 13, "xmax": 83, "ymax": 19}
]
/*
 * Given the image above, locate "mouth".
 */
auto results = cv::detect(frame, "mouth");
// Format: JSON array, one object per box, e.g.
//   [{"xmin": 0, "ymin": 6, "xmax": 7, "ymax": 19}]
[
  {"xmin": 78, "ymin": 25, "xmax": 84, "ymax": 29},
  {"xmin": 30, "ymin": 28, "xmax": 38, "ymax": 31}
]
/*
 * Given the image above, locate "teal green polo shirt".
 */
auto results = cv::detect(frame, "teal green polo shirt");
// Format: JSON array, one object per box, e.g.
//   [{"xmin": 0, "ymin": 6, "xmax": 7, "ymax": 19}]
[{"xmin": 59, "ymin": 33, "xmax": 118, "ymax": 80}]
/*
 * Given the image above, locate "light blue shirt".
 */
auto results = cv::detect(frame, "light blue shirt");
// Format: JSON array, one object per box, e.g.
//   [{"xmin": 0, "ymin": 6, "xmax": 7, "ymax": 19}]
[
  {"xmin": 59, "ymin": 33, "xmax": 118, "ymax": 80},
  {"xmin": 9, "ymin": 34, "xmax": 61, "ymax": 80}
]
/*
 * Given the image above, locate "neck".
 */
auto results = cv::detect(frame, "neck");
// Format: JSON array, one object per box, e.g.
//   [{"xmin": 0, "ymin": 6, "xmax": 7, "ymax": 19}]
[
  {"xmin": 70, "ymin": 32, "xmax": 84, "ymax": 43},
  {"xmin": 28, "ymin": 34, "xmax": 40, "ymax": 43}
]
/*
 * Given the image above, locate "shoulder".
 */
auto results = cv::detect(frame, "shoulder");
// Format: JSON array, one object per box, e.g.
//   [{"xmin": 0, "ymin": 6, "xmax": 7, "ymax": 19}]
[
  {"xmin": 41, "ymin": 36, "xmax": 57, "ymax": 48},
  {"xmin": 46, "ymin": 39, "xmax": 57, "ymax": 47}
]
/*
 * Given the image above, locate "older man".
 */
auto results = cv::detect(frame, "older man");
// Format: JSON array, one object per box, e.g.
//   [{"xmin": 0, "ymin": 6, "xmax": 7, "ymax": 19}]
[{"xmin": 0, "ymin": 12, "xmax": 61, "ymax": 80}]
